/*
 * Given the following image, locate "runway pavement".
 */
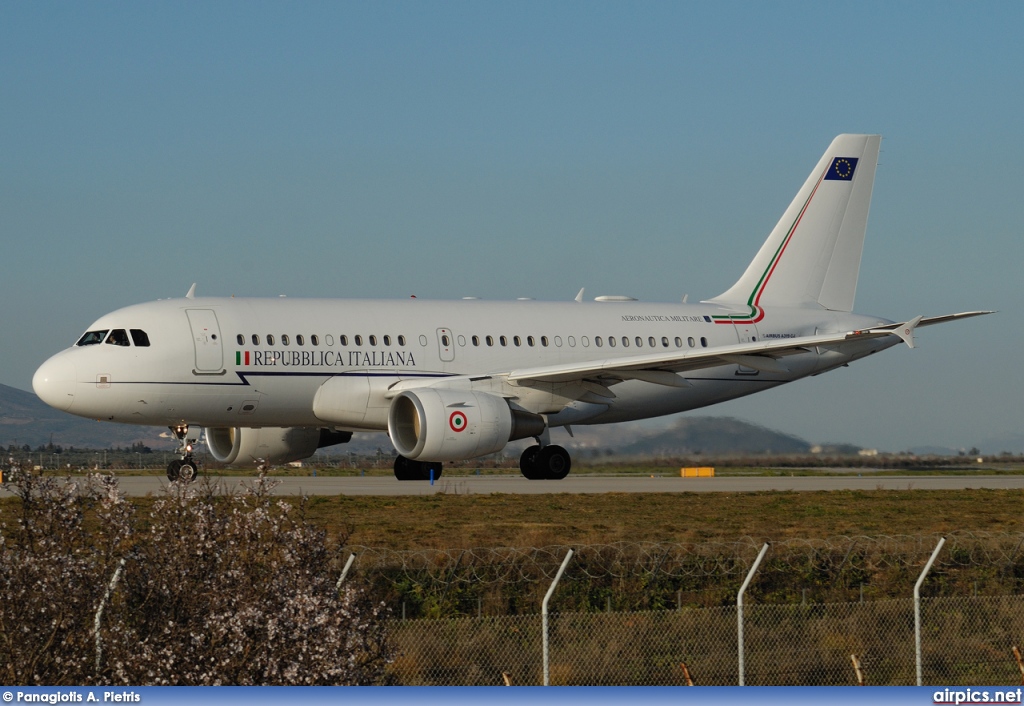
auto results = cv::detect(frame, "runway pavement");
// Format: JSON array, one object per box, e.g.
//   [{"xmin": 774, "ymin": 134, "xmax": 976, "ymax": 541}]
[{"xmin": 5, "ymin": 473, "xmax": 1022, "ymax": 497}]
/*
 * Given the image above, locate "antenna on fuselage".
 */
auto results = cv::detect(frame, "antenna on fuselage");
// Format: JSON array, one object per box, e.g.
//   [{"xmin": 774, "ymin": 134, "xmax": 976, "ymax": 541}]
[{"xmin": 185, "ymin": 283, "xmax": 197, "ymax": 299}]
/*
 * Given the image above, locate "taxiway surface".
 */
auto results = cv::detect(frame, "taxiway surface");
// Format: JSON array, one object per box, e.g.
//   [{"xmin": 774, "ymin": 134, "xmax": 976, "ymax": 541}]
[{"xmin": 5, "ymin": 473, "xmax": 1020, "ymax": 498}]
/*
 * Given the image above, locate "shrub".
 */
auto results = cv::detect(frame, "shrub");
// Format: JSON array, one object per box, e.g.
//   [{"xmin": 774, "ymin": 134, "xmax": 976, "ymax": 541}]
[{"xmin": 0, "ymin": 472, "xmax": 393, "ymax": 685}]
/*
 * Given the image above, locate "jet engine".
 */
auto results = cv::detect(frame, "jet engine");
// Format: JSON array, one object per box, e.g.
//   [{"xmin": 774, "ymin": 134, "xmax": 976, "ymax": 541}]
[
  {"xmin": 205, "ymin": 426, "xmax": 351, "ymax": 466},
  {"xmin": 388, "ymin": 389, "xmax": 545, "ymax": 462}
]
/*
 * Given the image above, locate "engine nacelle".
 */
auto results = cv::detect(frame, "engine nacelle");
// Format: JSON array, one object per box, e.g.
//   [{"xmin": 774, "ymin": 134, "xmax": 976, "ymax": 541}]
[
  {"xmin": 388, "ymin": 389, "xmax": 545, "ymax": 462},
  {"xmin": 205, "ymin": 426, "xmax": 351, "ymax": 466}
]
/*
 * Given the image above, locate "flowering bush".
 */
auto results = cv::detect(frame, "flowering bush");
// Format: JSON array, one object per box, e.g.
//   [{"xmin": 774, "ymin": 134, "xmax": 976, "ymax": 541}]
[{"xmin": 0, "ymin": 473, "xmax": 392, "ymax": 685}]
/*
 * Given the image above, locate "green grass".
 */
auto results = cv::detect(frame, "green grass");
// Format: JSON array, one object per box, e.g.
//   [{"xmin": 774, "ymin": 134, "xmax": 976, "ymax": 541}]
[
  {"xmin": 179, "ymin": 487, "xmax": 1024, "ymax": 549},
  {"xmin": 5, "ymin": 468, "xmax": 1024, "ymax": 550},
  {"xmin": 5, "ymin": 477, "xmax": 1024, "ymax": 614}
]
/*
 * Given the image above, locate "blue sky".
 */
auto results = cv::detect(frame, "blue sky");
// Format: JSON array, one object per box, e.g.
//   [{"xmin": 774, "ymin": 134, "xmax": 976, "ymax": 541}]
[{"xmin": 2, "ymin": 2, "xmax": 1020, "ymax": 452}]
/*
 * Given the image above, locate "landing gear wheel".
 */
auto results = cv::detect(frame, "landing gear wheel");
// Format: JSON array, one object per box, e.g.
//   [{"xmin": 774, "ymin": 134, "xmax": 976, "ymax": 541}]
[
  {"xmin": 167, "ymin": 457, "xmax": 198, "ymax": 482},
  {"xmin": 537, "ymin": 445, "xmax": 571, "ymax": 480},
  {"xmin": 421, "ymin": 461, "xmax": 443, "ymax": 481},
  {"xmin": 519, "ymin": 445, "xmax": 544, "ymax": 480},
  {"xmin": 394, "ymin": 456, "xmax": 444, "ymax": 481},
  {"xmin": 166, "ymin": 459, "xmax": 182, "ymax": 482},
  {"xmin": 178, "ymin": 460, "xmax": 197, "ymax": 483},
  {"xmin": 167, "ymin": 423, "xmax": 198, "ymax": 483},
  {"xmin": 394, "ymin": 456, "xmax": 414, "ymax": 481}
]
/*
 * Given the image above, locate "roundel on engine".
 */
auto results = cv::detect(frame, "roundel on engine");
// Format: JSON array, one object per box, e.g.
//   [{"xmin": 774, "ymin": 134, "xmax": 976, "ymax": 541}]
[
  {"xmin": 449, "ymin": 410, "xmax": 468, "ymax": 432},
  {"xmin": 388, "ymin": 389, "xmax": 514, "ymax": 462}
]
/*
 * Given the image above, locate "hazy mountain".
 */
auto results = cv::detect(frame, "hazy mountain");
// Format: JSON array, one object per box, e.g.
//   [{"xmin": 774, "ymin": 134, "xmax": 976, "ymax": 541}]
[
  {"xmin": 612, "ymin": 416, "xmax": 812, "ymax": 456},
  {"xmin": 976, "ymin": 433, "xmax": 1024, "ymax": 455}
]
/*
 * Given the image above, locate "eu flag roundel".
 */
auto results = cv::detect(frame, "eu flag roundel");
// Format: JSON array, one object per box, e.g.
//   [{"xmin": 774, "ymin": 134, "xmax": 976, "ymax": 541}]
[{"xmin": 825, "ymin": 157, "xmax": 859, "ymax": 181}]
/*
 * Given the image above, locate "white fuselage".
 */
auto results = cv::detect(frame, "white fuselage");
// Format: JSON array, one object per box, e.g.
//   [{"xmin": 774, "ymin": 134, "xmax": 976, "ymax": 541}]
[{"xmin": 33, "ymin": 295, "xmax": 897, "ymax": 432}]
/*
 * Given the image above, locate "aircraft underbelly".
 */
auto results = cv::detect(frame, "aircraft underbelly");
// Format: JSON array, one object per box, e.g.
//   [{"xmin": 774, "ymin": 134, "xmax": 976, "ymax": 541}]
[
  {"xmin": 580, "ymin": 376, "xmax": 785, "ymax": 424},
  {"xmin": 80, "ymin": 373, "xmax": 321, "ymax": 428}
]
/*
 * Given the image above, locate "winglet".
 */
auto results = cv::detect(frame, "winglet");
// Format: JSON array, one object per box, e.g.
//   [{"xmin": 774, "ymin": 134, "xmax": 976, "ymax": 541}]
[
  {"xmin": 575, "ymin": 288, "xmax": 585, "ymax": 303},
  {"xmin": 185, "ymin": 283, "xmax": 197, "ymax": 299}
]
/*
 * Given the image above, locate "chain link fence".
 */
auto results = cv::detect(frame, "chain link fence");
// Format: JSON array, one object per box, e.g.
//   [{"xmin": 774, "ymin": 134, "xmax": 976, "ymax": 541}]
[
  {"xmin": 354, "ymin": 535, "xmax": 1024, "ymax": 684},
  {"xmin": 350, "ymin": 533, "xmax": 1024, "ymax": 618},
  {"xmin": 385, "ymin": 595, "xmax": 1024, "ymax": 685}
]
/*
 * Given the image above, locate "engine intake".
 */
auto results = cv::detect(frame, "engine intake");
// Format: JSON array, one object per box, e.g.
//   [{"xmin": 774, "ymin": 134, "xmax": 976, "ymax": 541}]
[{"xmin": 388, "ymin": 389, "xmax": 545, "ymax": 462}]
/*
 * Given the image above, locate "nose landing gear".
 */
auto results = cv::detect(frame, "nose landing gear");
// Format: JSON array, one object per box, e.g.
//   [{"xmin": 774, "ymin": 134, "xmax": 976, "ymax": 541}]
[{"xmin": 167, "ymin": 424, "xmax": 199, "ymax": 482}]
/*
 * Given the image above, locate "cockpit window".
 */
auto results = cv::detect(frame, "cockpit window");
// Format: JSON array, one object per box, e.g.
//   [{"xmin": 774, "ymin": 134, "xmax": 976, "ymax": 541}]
[
  {"xmin": 130, "ymin": 329, "xmax": 150, "ymax": 347},
  {"xmin": 105, "ymin": 329, "xmax": 130, "ymax": 347},
  {"xmin": 77, "ymin": 330, "xmax": 109, "ymax": 346}
]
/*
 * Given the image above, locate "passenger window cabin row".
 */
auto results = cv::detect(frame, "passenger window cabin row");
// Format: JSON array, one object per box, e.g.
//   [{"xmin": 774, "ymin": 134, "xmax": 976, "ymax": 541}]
[
  {"xmin": 238, "ymin": 334, "xmax": 408, "ymax": 347},
  {"xmin": 469, "ymin": 334, "xmax": 709, "ymax": 349},
  {"xmin": 75, "ymin": 328, "xmax": 712, "ymax": 353},
  {"xmin": 237, "ymin": 332, "xmax": 710, "ymax": 350}
]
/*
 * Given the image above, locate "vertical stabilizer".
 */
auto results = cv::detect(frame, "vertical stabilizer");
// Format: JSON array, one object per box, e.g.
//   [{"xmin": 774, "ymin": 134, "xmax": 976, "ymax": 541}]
[{"xmin": 708, "ymin": 134, "xmax": 881, "ymax": 318}]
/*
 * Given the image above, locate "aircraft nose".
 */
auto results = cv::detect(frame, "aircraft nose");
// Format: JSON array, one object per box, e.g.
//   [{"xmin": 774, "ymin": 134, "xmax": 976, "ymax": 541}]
[{"xmin": 33, "ymin": 354, "xmax": 77, "ymax": 412}]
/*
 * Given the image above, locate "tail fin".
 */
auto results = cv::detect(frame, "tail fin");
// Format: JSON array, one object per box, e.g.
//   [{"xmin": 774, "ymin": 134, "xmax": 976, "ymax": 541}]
[{"xmin": 707, "ymin": 134, "xmax": 881, "ymax": 318}]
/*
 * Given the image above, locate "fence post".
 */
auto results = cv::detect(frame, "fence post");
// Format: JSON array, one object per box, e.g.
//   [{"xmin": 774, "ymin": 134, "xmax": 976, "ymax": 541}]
[
  {"xmin": 543, "ymin": 548, "xmax": 574, "ymax": 686},
  {"xmin": 1013, "ymin": 647, "xmax": 1024, "ymax": 684},
  {"xmin": 335, "ymin": 553, "xmax": 356, "ymax": 595},
  {"xmin": 851, "ymin": 654, "xmax": 865, "ymax": 685},
  {"xmin": 915, "ymin": 537, "xmax": 945, "ymax": 686},
  {"xmin": 737, "ymin": 543, "xmax": 769, "ymax": 686},
  {"xmin": 94, "ymin": 556, "xmax": 127, "ymax": 674}
]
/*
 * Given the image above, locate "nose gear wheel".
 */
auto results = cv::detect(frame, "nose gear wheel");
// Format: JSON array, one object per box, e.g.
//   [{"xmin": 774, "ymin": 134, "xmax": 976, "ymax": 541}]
[{"xmin": 167, "ymin": 424, "xmax": 199, "ymax": 483}]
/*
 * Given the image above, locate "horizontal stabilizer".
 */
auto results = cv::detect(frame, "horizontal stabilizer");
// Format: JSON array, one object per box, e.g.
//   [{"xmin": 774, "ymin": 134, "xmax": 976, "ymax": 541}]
[{"xmin": 855, "ymin": 311, "xmax": 994, "ymax": 349}]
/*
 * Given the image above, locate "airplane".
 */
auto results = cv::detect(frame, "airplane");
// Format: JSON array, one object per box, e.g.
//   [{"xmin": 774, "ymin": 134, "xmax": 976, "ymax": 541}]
[{"xmin": 32, "ymin": 134, "xmax": 990, "ymax": 482}]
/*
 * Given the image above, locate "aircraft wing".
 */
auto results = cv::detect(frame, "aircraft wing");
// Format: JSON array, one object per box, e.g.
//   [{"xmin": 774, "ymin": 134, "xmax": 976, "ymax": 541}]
[
  {"xmin": 505, "ymin": 311, "xmax": 993, "ymax": 386},
  {"xmin": 898, "ymin": 311, "xmax": 994, "ymax": 329}
]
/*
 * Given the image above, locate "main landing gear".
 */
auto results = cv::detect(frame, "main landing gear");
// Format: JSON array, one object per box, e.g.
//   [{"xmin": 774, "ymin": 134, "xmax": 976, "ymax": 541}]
[
  {"xmin": 391, "ymin": 444, "xmax": 572, "ymax": 481},
  {"xmin": 393, "ymin": 456, "xmax": 444, "ymax": 481},
  {"xmin": 167, "ymin": 424, "xmax": 199, "ymax": 483},
  {"xmin": 519, "ymin": 444, "xmax": 571, "ymax": 480}
]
